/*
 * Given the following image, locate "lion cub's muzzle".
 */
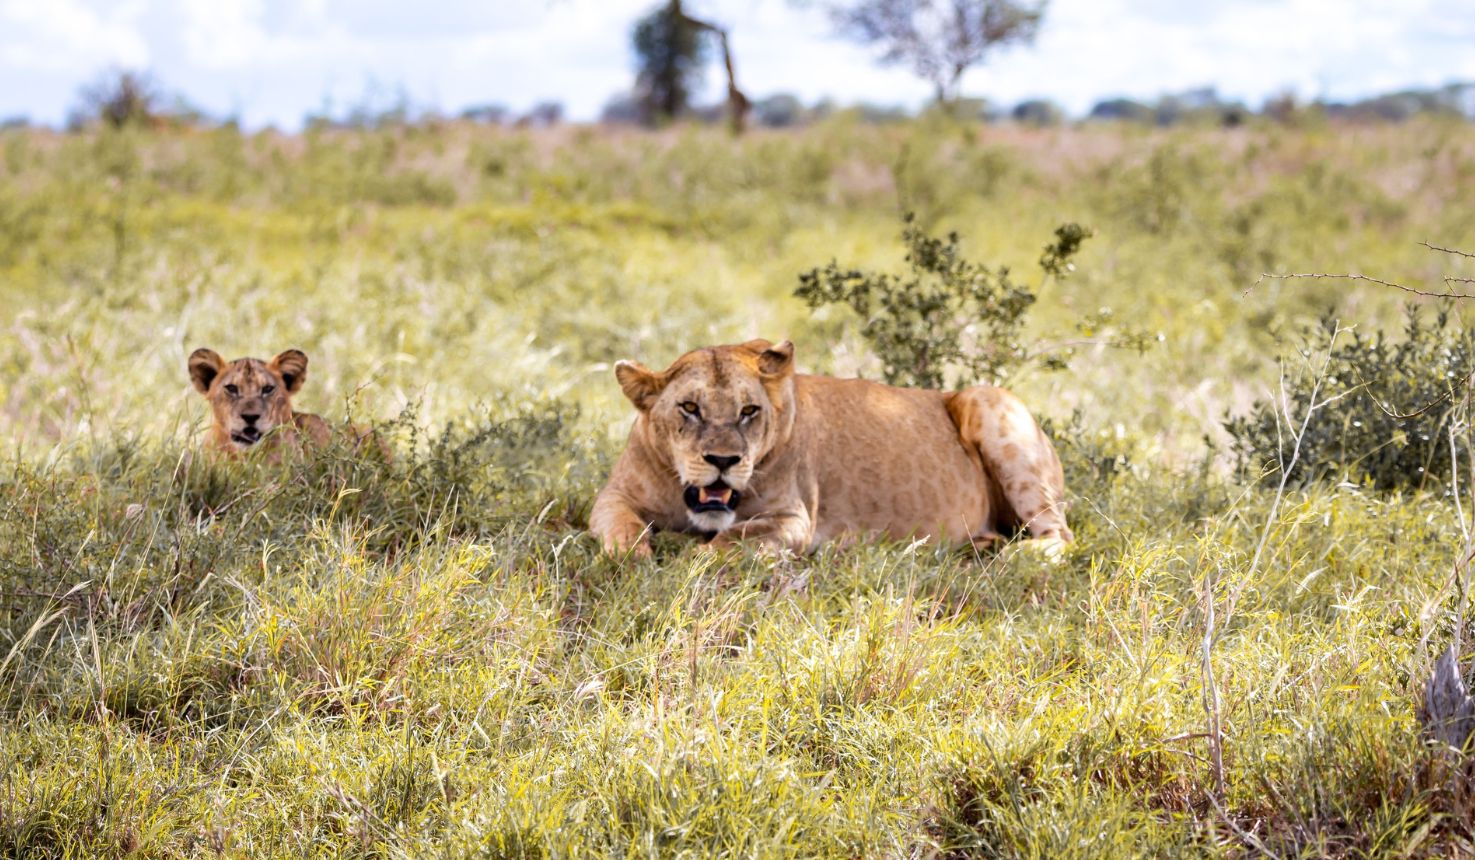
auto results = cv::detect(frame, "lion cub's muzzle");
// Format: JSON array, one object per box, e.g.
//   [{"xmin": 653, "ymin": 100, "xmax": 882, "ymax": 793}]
[
  {"xmin": 684, "ymin": 478, "xmax": 740, "ymax": 515},
  {"xmin": 231, "ymin": 426, "xmax": 263, "ymax": 446},
  {"xmin": 230, "ymin": 411, "xmax": 268, "ymax": 446}
]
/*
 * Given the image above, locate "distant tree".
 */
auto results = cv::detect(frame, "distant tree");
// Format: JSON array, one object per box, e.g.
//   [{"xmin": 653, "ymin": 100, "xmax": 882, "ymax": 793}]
[
  {"xmin": 71, "ymin": 69, "xmax": 163, "ymax": 130},
  {"xmin": 634, "ymin": 1, "xmax": 706, "ymax": 122},
  {"xmin": 1011, "ymin": 98, "xmax": 1062, "ymax": 126},
  {"xmin": 519, "ymin": 102, "xmax": 564, "ymax": 128},
  {"xmin": 1088, "ymin": 97, "xmax": 1155, "ymax": 124},
  {"xmin": 1154, "ymin": 87, "xmax": 1243, "ymax": 126},
  {"xmin": 810, "ymin": 97, "xmax": 839, "ymax": 120},
  {"xmin": 303, "ymin": 81, "xmax": 417, "ymax": 130},
  {"xmin": 632, "ymin": 1, "xmax": 749, "ymax": 132},
  {"xmin": 461, "ymin": 104, "xmax": 511, "ymax": 125},
  {"xmin": 753, "ymin": 93, "xmax": 806, "ymax": 127},
  {"xmin": 600, "ymin": 93, "xmax": 644, "ymax": 125},
  {"xmin": 1262, "ymin": 91, "xmax": 1304, "ymax": 124},
  {"xmin": 1346, "ymin": 90, "xmax": 1453, "ymax": 122},
  {"xmin": 822, "ymin": 0, "xmax": 1046, "ymax": 103},
  {"xmin": 68, "ymin": 69, "xmax": 212, "ymax": 130},
  {"xmin": 1442, "ymin": 83, "xmax": 1475, "ymax": 119}
]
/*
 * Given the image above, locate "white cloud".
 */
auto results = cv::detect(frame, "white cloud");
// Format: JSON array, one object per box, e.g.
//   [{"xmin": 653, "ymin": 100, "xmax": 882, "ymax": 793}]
[
  {"xmin": 0, "ymin": 0, "xmax": 149, "ymax": 72},
  {"xmin": 176, "ymin": 0, "xmax": 268, "ymax": 70}
]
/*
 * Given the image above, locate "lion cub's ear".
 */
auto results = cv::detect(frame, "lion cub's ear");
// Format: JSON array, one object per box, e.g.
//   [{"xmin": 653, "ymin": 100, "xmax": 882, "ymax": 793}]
[
  {"xmin": 188, "ymin": 348, "xmax": 226, "ymax": 394},
  {"xmin": 615, "ymin": 360, "xmax": 665, "ymax": 411},
  {"xmin": 757, "ymin": 340, "xmax": 795, "ymax": 378},
  {"xmin": 269, "ymin": 349, "xmax": 309, "ymax": 394}
]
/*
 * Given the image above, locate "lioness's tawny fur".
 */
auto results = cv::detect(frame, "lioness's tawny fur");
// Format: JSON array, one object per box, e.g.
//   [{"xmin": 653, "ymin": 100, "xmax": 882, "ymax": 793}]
[{"xmin": 590, "ymin": 339, "xmax": 1071, "ymax": 557}]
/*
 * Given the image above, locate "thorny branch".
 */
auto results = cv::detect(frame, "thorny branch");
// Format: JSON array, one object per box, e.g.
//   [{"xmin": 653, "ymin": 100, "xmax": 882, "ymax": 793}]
[
  {"xmin": 1251, "ymin": 272, "xmax": 1475, "ymax": 301},
  {"xmin": 1248, "ymin": 240, "xmax": 1475, "ymax": 300},
  {"xmin": 1423, "ymin": 242, "xmax": 1475, "ymax": 261}
]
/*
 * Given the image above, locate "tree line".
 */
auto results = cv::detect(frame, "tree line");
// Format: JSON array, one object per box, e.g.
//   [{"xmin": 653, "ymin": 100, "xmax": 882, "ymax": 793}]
[{"xmin": 18, "ymin": 0, "xmax": 1475, "ymax": 133}]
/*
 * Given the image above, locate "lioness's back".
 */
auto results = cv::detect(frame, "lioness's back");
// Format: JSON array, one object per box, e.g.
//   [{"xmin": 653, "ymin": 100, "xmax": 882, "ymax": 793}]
[{"xmin": 795, "ymin": 375, "xmax": 990, "ymax": 544}]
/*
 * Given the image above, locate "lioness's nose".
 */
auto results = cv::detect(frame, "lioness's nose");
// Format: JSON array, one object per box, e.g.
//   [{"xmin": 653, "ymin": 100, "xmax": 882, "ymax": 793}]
[
  {"xmin": 703, "ymin": 454, "xmax": 740, "ymax": 470},
  {"xmin": 241, "ymin": 413, "xmax": 261, "ymax": 426}
]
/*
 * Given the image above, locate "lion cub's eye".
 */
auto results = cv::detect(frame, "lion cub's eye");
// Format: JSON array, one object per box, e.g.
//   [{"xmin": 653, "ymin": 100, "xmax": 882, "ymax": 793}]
[
  {"xmin": 261, "ymin": 384, "xmax": 276, "ymax": 395},
  {"xmin": 224, "ymin": 384, "xmax": 239, "ymax": 396},
  {"xmin": 740, "ymin": 405, "xmax": 760, "ymax": 419},
  {"xmin": 679, "ymin": 401, "xmax": 700, "ymax": 416}
]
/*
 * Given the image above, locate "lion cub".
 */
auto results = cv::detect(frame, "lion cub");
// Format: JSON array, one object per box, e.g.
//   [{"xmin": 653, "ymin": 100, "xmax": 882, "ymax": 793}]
[
  {"xmin": 188, "ymin": 347, "xmax": 334, "ymax": 457},
  {"xmin": 590, "ymin": 339, "xmax": 1071, "ymax": 557}
]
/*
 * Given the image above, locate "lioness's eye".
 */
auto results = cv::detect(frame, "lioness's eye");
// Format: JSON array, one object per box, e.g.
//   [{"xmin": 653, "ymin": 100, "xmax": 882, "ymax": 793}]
[
  {"xmin": 224, "ymin": 384, "xmax": 239, "ymax": 396},
  {"xmin": 679, "ymin": 402, "xmax": 700, "ymax": 416},
  {"xmin": 740, "ymin": 405, "xmax": 759, "ymax": 418},
  {"xmin": 261, "ymin": 384, "xmax": 276, "ymax": 395}
]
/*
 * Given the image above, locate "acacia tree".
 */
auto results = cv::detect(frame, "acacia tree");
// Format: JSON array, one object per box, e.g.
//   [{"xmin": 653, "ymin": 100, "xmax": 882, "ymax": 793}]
[
  {"xmin": 825, "ymin": 0, "xmax": 1046, "ymax": 104},
  {"xmin": 72, "ymin": 69, "xmax": 163, "ymax": 129},
  {"xmin": 633, "ymin": 0, "xmax": 749, "ymax": 132}
]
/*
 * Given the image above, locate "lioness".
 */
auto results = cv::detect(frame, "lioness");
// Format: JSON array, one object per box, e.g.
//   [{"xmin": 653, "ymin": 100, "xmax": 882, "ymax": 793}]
[
  {"xmin": 590, "ymin": 339, "xmax": 1072, "ymax": 557},
  {"xmin": 188, "ymin": 347, "xmax": 333, "ymax": 456}
]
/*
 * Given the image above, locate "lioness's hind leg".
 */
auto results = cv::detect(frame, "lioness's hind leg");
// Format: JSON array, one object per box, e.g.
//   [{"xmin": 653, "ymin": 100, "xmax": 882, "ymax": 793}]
[{"xmin": 947, "ymin": 386, "xmax": 1072, "ymax": 542}]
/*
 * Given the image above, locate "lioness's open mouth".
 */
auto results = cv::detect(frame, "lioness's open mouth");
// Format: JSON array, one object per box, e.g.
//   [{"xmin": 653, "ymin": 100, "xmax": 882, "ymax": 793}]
[{"xmin": 684, "ymin": 479, "xmax": 740, "ymax": 513}]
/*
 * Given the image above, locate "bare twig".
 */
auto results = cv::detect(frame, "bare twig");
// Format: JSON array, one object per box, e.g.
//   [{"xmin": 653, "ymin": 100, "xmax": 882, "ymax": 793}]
[
  {"xmin": 1199, "ymin": 328, "xmax": 1342, "ymax": 807},
  {"xmin": 1249, "ymin": 240, "xmax": 1475, "ymax": 299},
  {"xmin": 1251, "ymin": 272, "xmax": 1475, "ymax": 301},
  {"xmin": 1453, "ymin": 417, "xmax": 1469, "ymax": 547},
  {"xmin": 1224, "ymin": 334, "xmax": 1341, "ymax": 621},
  {"xmin": 1424, "ymin": 242, "xmax": 1475, "ymax": 261},
  {"xmin": 1451, "ymin": 382, "xmax": 1475, "ymax": 648},
  {"xmin": 1346, "ymin": 364, "xmax": 1473, "ymax": 421},
  {"xmin": 1160, "ymin": 731, "xmax": 1217, "ymax": 743},
  {"xmin": 1200, "ymin": 562, "xmax": 1226, "ymax": 799}
]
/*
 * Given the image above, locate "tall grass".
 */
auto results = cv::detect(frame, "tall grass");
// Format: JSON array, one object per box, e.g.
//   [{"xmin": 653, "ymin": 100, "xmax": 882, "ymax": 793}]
[{"xmin": 1, "ymin": 116, "xmax": 1474, "ymax": 855}]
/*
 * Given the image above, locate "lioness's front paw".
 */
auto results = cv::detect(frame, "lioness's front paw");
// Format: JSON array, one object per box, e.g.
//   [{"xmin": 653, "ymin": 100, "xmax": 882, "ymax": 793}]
[
  {"xmin": 1010, "ymin": 536, "xmax": 1068, "ymax": 565},
  {"xmin": 700, "ymin": 533, "xmax": 742, "ymax": 557},
  {"xmin": 605, "ymin": 538, "xmax": 653, "ymax": 561},
  {"xmin": 705, "ymin": 534, "xmax": 799, "ymax": 567}
]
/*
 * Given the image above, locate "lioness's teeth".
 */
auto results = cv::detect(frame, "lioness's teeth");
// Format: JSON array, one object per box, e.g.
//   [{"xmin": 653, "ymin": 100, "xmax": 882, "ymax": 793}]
[{"xmin": 698, "ymin": 488, "xmax": 733, "ymax": 505}]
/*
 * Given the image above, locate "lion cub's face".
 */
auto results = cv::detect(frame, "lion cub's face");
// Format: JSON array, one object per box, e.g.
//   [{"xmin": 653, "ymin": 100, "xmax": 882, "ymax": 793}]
[
  {"xmin": 189, "ymin": 348, "xmax": 308, "ymax": 452},
  {"xmin": 616, "ymin": 339, "xmax": 795, "ymax": 533}
]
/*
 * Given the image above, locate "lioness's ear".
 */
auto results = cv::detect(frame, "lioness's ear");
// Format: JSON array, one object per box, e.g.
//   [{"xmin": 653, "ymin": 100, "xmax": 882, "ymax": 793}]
[
  {"xmin": 757, "ymin": 340, "xmax": 795, "ymax": 378},
  {"xmin": 615, "ymin": 360, "xmax": 664, "ymax": 411},
  {"xmin": 188, "ymin": 348, "xmax": 226, "ymax": 394},
  {"xmin": 270, "ymin": 349, "xmax": 309, "ymax": 394}
]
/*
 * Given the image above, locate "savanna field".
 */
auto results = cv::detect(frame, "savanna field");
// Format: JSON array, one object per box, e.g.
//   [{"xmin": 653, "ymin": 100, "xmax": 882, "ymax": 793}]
[{"xmin": 2, "ymin": 115, "xmax": 1475, "ymax": 856}]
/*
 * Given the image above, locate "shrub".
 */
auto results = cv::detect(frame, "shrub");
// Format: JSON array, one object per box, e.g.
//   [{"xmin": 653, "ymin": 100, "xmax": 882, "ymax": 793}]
[
  {"xmin": 795, "ymin": 215, "xmax": 1111, "ymax": 388},
  {"xmin": 1225, "ymin": 305, "xmax": 1475, "ymax": 491}
]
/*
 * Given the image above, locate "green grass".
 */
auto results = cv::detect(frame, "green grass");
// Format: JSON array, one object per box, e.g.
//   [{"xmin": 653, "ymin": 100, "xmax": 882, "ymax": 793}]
[{"xmin": 1, "ymin": 116, "xmax": 1474, "ymax": 856}]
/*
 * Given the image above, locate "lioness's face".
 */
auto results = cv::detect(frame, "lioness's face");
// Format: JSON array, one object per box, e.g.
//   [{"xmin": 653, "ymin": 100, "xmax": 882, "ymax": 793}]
[
  {"xmin": 189, "ymin": 348, "xmax": 307, "ymax": 451},
  {"xmin": 616, "ymin": 340, "xmax": 795, "ymax": 533}
]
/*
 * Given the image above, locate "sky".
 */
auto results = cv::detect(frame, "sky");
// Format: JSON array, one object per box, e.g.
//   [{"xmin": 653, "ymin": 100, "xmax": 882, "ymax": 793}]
[{"xmin": 0, "ymin": 0, "xmax": 1471, "ymax": 129}]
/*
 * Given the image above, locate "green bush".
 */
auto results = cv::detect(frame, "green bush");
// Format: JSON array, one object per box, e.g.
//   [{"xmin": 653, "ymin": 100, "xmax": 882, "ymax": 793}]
[
  {"xmin": 1226, "ymin": 305, "xmax": 1475, "ymax": 491},
  {"xmin": 795, "ymin": 215, "xmax": 1097, "ymax": 388}
]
